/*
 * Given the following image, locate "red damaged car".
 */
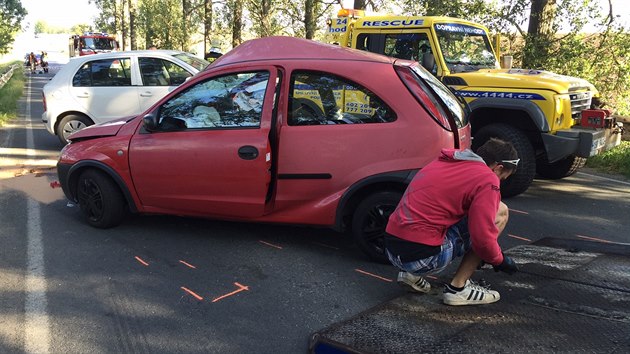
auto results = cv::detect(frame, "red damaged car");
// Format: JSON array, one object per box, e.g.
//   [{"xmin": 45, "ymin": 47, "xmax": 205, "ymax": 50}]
[{"xmin": 57, "ymin": 36, "xmax": 470, "ymax": 261}]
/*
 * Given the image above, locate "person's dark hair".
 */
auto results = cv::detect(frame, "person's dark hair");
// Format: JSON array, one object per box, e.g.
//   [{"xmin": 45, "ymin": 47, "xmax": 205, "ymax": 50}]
[{"xmin": 475, "ymin": 138, "xmax": 519, "ymax": 172}]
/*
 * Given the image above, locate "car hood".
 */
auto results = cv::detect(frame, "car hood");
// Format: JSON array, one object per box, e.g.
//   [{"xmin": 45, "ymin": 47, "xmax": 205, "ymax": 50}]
[
  {"xmin": 454, "ymin": 69, "xmax": 596, "ymax": 94},
  {"xmin": 68, "ymin": 116, "xmax": 132, "ymax": 141}
]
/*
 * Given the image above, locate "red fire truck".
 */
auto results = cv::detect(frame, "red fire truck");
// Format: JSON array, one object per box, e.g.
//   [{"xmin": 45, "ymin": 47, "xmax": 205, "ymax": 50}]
[{"xmin": 69, "ymin": 32, "xmax": 119, "ymax": 57}]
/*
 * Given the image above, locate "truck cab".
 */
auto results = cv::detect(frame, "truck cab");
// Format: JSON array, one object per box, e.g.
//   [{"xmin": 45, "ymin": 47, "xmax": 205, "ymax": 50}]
[{"xmin": 328, "ymin": 9, "xmax": 623, "ymax": 197}]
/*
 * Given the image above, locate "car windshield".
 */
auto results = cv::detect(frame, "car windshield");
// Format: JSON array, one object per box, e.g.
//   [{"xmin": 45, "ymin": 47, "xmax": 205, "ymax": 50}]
[
  {"xmin": 410, "ymin": 64, "xmax": 467, "ymax": 128},
  {"xmin": 82, "ymin": 37, "xmax": 116, "ymax": 51},
  {"xmin": 172, "ymin": 53, "xmax": 210, "ymax": 71},
  {"xmin": 434, "ymin": 23, "xmax": 497, "ymax": 73}
]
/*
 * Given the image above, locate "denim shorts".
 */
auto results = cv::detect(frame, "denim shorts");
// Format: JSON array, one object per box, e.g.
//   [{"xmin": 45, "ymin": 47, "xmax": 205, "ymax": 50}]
[{"xmin": 386, "ymin": 217, "xmax": 471, "ymax": 276}]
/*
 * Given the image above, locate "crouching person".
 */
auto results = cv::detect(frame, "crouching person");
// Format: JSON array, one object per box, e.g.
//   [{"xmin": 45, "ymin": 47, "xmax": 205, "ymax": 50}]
[{"xmin": 385, "ymin": 138, "xmax": 520, "ymax": 306}]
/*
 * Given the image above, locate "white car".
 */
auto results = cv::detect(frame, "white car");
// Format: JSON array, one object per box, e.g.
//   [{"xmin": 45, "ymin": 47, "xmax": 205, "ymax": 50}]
[{"xmin": 42, "ymin": 50, "xmax": 209, "ymax": 144}]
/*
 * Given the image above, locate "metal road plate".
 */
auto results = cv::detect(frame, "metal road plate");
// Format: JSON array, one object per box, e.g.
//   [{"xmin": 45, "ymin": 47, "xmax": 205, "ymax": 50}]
[{"xmin": 310, "ymin": 239, "xmax": 630, "ymax": 353}]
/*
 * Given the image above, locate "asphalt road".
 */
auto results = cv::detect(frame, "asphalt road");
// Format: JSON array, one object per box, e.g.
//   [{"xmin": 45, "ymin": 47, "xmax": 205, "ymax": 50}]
[{"xmin": 1, "ymin": 63, "xmax": 629, "ymax": 353}]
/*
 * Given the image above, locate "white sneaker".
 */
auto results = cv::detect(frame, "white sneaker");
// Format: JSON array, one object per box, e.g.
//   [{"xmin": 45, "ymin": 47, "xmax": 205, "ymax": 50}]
[
  {"xmin": 443, "ymin": 280, "xmax": 500, "ymax": 306},
  {"xmin": 397, "ymin": 271, "xmax": 431, "ymax": 293}
]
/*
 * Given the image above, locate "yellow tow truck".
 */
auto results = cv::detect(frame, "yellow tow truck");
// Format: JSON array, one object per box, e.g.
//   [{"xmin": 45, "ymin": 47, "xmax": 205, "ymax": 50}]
[{"xmin": 327, "ymin": 9, "xmax": 623, "ymax": 197}]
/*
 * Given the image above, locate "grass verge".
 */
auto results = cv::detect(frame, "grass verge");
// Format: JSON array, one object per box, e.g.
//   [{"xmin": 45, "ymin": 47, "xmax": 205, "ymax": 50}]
[
  {"xmin": 0, "ymin": 62, "xmax": 25, "ymax": 126},
  {"xmin": 586, "ymin": 141, "xmax": 630, "ymax": 179}
]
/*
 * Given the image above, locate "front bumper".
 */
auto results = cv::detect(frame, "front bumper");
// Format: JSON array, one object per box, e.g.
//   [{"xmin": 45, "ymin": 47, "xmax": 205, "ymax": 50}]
[
  {"xmin": 541, "ymin": 122, "xmax": 623, "ymax": 163},
  {"xmin": 57, "ymin": 162, "xmax": 75, "ymax": 202}
]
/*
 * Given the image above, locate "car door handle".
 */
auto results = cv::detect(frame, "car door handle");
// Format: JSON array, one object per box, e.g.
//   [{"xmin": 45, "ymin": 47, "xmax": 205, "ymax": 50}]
[
  {"xmin": 140, "ymin": 91, "xmax": 153, "ymax": 97},
  {"xmin": 238, "ymin": 145, "xmax": 259, "ymax": 160},
  {"xmin": 76, "ymin": 92, "xmax": 89, "ymax": 98}
]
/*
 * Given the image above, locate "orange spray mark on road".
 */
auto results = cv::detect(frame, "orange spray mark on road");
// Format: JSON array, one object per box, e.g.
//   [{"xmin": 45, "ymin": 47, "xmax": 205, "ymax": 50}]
[
  {"xmin": 179, "ymin": 260, "xmax": 197, "ymax": 269},
  {"xmin": 212, "ymin": 282, "xmax": 249, "ymax": 303},
  {"xmin": 576, "ymin": 234, "xmax": 612, "ymax": 243},
  {"xmin": 508, "ymin": 234, "xmax": 532, "ymax": 242},
  {"xmin": 134, "ymin": 256, "xmax": 149, "ymax": 266},
  {"xmin": 259, "ymin": 240, "xmax": 283, "ymax": 249},
  {"xmin": 181, "ymin": 287, "xmax": 204, "ymax": 301},
  {"xmin": 312, "ymin": 241, "xmax": 340, "ymax": 250},
  {"xmin": 509, "ymin": 208, "xmax": 529, "ymax": 215},
  {"xmin": 354, "ymin": 269, "xmax": 393, "ymax": 282}
]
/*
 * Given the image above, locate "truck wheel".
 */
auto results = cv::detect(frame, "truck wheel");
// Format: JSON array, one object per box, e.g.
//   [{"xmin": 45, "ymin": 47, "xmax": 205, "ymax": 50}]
[
  {"xmin": 472, "ymin": 124, "xmax": 535, "ymax": 198},
  {"xmin": 57, "ymin": 115, "xmax": 93, "ymax": 144},
  {"xmin": 76, "ymin": 169, "xmax": 126, "ymax": 228},
  {"xmin": 536, "ymin": 154, "xmax": 586, "ymax": 179},
  {"xmin": 352, "ymin": 191, "xmax": 402, "ymax": 264}
]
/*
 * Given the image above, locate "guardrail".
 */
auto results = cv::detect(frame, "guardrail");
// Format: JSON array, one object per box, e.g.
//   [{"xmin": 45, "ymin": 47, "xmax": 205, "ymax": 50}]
[{"xmin": 0, "ymin": 64, "xmax": 19, "ymax": 90}]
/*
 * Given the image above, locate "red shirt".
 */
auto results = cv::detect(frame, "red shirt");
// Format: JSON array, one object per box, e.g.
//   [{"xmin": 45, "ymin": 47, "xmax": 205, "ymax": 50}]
[{"xmin": 385, "ymin": 148, "xmax": 504, "ymax": 265}]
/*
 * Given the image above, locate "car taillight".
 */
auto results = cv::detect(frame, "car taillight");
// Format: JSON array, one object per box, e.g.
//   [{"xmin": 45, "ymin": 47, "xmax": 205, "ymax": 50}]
[{"xmin": 394, "ymin": 66, "xmax": 451, "ymax": 130}]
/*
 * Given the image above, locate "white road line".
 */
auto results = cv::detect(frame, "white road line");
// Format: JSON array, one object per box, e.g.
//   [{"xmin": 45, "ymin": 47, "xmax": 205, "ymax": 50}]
[
  {"xmin": 577, "ymin": 171, "xmax": 630, "ymax": 186},
  {"xmin": 24, "ymin": 74, "xmax": 50, "ymax": 353}
]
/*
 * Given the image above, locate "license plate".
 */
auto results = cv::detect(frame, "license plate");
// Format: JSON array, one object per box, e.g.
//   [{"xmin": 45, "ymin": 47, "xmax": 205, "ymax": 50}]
[{"xmin": 590, "ymin": 137, "xmax": 606, "ymax": 156}]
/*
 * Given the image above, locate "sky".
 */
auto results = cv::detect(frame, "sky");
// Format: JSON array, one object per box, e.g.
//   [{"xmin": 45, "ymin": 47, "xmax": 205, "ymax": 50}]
[{"xmin": 21, "ymin": 0, "xmax": 99, "ymax": 29}]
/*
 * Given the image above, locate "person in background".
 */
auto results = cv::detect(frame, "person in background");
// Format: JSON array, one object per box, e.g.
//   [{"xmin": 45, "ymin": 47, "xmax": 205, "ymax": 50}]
[
  {"xmin": 28, "ymin": 52, "xmax": 37, "ymax": 73},
  {"xmin": 385, "ymin": 138, "xmax": 520, "ymax": 306}
]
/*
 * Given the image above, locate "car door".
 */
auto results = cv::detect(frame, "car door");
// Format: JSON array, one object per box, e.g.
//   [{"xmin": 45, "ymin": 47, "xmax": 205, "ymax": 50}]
[
  {"xmin": 137, "ymin": 57, "xmax": 194, "ymax": 112},
  {"xmin": 128, "ymin": 67, "xmax": 277, "ymax": 218},
  {"xmin": 69, "ymin": 57, "xmax": 140, "ymax": 123}
]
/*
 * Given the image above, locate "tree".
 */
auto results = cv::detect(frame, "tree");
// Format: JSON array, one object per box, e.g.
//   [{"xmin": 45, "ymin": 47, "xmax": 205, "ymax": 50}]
[
  {"xmin": 231, "ymin": 0, "xmax": 244, "ymax": 48},
  {"xmin": 522, "ymin": 0, "xmax": 557, "ymax": 68},
  {"xmin": 0, "ymin": 0, "xmax": 27, "ymax": 54},
  {"xmin": 203, "ymin": 0, "xmax": 214, "ymax": 55},
  {"xmin": 129, "ymin": 0, "xmax": 137, "ymax": 49}
]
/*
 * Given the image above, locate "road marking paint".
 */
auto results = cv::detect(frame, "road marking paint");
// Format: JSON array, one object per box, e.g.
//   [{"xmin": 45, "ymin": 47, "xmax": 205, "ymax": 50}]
[
  {"xmin": 311, "ymin": 241, "xmax": 340, "ymax": 250},
  {"xmin": 577, "ymin": 171, "xmax": 630, "ymax": 186},
  {"xmin": 134, "ymin": 256, "xmax": 149, "ymax": 266},
  {"xmin": 212, "ymin": 282, "xmax": 250, "ymax": 303},
  {"xmin": 354, "ymin": 269, "xmax": 393, "ymax": 283},
  {"xmin": 179, "ymin": 260, "xmax": 197, "ymax": 269},
  {"xmin": 24, "ymin": 74, "xmax": 51, "ymax": 354},
  {"xmin": 258, "ymin": 240, "xmax": 283, "ymax": 249},
  {"xmin": 181, "ymin": 287, "xmax": 204, "ymax": 301},
  {"xmin": 576, "ymin": 234, "xmax": 612, "ymax": 243},
  {"xmin": 507, "ymin": 234, "xmax": 532, "ymax": 242},
  {"xmin": 509, "ymin": 208, "xmax": 529, "ymax": 215}
]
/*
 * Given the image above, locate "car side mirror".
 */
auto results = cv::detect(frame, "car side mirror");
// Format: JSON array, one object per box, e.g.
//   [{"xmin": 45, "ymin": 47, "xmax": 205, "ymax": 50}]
[{"xmin": 143, "ymin": 113, "xmax": 158, "ymax": 132}]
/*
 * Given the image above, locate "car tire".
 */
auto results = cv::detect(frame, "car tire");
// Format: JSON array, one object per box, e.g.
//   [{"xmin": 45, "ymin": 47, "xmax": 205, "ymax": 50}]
[
  {"xmin": 57, "ymin": 115, "xmax": 93, "ymax": 144},
  {"xmin": 352, "ymin": 191, "xmax": 402, "ymax": 264},
  {"xmin": 77, "ymin": 169, "xmax": 125, "ymax": 228},
  {"xmin": 536, "ymin": 154, "xmax": 586, "ymax": 179},
  {"xmin": 472, "ymin": 123, "xmax": 535, "ymax": 198}
]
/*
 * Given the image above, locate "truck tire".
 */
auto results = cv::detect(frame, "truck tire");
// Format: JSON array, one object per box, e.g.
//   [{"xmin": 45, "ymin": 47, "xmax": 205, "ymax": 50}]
[
  {"xmin": 57, "ymin": 114, "xmax": 93, "ymax": 145},
  {"xmin": 352, "ymin": 191, "xmax": 402, "ymax": 264},
  {"xmin": 536, "ymin": 154, "xmax": 586, "ymax": 179},
  {"xmin": 472, "ymin": 123, "xmax": 535, "ymax": 198},
  {"xmin": 77, "ymin": 169, "xmax": 126, "ymax": 228}
]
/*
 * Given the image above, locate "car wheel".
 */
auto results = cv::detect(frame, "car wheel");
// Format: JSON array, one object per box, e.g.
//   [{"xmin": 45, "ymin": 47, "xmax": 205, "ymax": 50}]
[
  {"xmin": 77, "ymin": 169, "xmax": 125, "ymax": 228},
  {"xmin": 472, "ymin": 123, "xmax": 536, "ymax": 198},
  {"xmin": 57, "ymin": 115, "xmax": 93, "ymax": 144},
  {"xmin": 352, "ymin": 191, "xmax": 402, "ymax": 263},
  {"xmin": 536, "ymin": 154, "xmax": 586, "ymax": 179}
]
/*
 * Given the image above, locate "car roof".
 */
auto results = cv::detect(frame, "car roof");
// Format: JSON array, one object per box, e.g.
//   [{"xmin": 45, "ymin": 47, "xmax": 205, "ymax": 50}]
[
  {"xmin": 67, "ymin": 49, "xmax": 192, "ymax": 62},
  {"xmin": 210, "ymin": 36, "xmax": 395, "ymax": 69}
]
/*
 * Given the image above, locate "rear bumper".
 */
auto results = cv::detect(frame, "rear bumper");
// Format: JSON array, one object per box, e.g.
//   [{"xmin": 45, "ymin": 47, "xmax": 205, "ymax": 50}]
[
  {"xmin": 541, "ymin": 122, "xmax": 623, "ymax": 163},
  {"xmin": 42, "ymin": 111, "xmax": 55, "ymax": 135}
]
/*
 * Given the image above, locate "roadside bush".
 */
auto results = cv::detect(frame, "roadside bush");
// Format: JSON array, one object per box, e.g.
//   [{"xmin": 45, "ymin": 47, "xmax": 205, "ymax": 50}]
[
  {"xmin": 586, "ymin": 141, "xmax": 630, "ymax": 178},
  {"xmin": 0, "ymin": 62, "xmax": 24, "ymax": 126}
]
